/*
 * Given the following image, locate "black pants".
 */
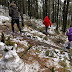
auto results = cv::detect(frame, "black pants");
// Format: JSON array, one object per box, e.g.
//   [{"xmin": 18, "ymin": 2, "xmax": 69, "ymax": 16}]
[{"xmin": 11, "ymin": 19, "xmax": 22, "ymax": 33}]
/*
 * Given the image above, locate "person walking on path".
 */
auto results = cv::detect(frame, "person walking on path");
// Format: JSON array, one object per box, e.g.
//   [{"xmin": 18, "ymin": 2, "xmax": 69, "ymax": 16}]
[
  {"xmin": 9, "ymin": 1, "xmax": 22, "ymax": 35},
  {"xmin": 65, "ymin": 23, "xmax": 72, "ymax": 49},
  {"xmin": 43, "ymin": 16, "xmax": 51, "ymax": 35},
  {"xmin": 62, "ymin": 22, "xmax": 72, "ymax": 50}
]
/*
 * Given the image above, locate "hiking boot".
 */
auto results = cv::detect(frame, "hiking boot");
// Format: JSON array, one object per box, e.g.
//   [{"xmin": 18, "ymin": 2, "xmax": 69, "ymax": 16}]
[{"xmin": 66, "ymin": 47, "xmax": 70, "ymax": 49}]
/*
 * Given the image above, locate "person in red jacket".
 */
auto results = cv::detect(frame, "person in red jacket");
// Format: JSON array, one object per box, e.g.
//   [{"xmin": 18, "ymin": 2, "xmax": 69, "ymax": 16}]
[{"xmin": 43, "ymin": 16, "xmax": 51, "ymax": 35}]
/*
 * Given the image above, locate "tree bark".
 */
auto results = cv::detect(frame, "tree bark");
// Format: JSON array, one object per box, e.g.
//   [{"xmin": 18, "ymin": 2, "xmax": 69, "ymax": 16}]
[
  {"xmin": 20, "ymin": 0, "xmax": 24, "ymax": 26},
  {"xmin": 45, "ymin": 0, "xmax": 47, "ymax": 16},
  {"xmin": 23, "ymin": 0, "xmax": 25, "ymax": 14},
  {"xmin": 28, "ymin": 0, "xmax": 30, "ymax": 16},
  {"xmin": 43, "ymin": 0, "xmax": 45, "ymax": 20},
  {"xmin": 55, "ymin": 3, "xmax": 57, "ymax": 22},
  {"xmin": 48, "ymin": 0, "xmax": 50, "ymax": 20},
  {"xmin": 35, "ymin": 0, "xmax": 38, "ymax": 19},
  {"xmin": 52, "ymin": 0, "xmax": 55, "ymax": 23},
  {"xmin": 56, "ymin": 0, "xmax": 59, "ymax": 30},
  {"xmin": 71, "ymin": 15, "xmax": 72, "ymax": 22},
  {"xmin": 62, "ymin": 0, "xmax": 70, "ymax": 32}
]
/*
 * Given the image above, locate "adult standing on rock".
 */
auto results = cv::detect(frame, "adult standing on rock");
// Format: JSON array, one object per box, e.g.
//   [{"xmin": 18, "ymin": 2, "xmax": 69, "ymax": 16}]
[{"xmin": 9, "ymin": 1, "xmax": 22, "ymax": 35}]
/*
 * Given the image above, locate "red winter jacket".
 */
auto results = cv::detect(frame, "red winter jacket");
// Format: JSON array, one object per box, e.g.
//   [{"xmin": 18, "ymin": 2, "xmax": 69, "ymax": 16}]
[{"xmin": 43, "ymin": 16, "xmax": 51, "ymax": 27}]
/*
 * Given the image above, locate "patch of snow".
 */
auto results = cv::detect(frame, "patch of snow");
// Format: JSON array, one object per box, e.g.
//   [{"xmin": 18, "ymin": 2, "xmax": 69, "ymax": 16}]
[
  {"xmin": 0, "ymin": 42, "xmax": 5, "ymax": 51},
  {"xmin": 35, "ymin": 19, "xmax": 45, "ymax": 28},
  {"xmin": 36, "ymin": 36, "xmax": 42, "ymax": 41},
  {"xmin": 0, "ymin": 44, "xmax": 25, "ymax": 72},
  {"xmin": 0, "ymin": 15, "xmax": 10, "ymax": 25},
  {"xmin": 24, "ymin": 61, "xmax": 40, "ymax": 72},
  {"xmin": 17, "ymin": 48, "xmax": 24, "ymax": 53},
  {"xmin": 64, "ymin": 52, "xmax": 70, "ymax": 60},
  {"xmin": 48, "ymin": 25, "xmax": 56, "ymax": 34},
  {"xmin": 66, "ymin": 60, "xmax": 70, "ymax": 67},
  {"xmin": 12, "ymin": 38, "xmax": 28, "ymax": 47}
]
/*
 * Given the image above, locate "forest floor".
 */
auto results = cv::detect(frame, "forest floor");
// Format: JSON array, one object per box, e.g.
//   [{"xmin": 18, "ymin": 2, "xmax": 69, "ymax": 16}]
[{"xmin": 0, "ymin": 5, "xmax": 72, "ymax": 72}]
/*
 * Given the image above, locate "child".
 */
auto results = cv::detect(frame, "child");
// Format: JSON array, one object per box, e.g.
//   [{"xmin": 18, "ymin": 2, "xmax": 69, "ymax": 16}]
[
  {"xmin": 63, "ymin": 23, "xmax": 72, "ymax": 49},
  {"xmin": 43, "ymin": 16, "xmax": 51, "ymax": 35}
]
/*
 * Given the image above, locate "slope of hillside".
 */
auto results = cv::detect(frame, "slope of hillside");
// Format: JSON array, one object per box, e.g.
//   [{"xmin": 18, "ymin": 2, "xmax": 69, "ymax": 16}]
[{"xmin": 0, "ymin": 5, "xmax": 72, "ymax": 72}]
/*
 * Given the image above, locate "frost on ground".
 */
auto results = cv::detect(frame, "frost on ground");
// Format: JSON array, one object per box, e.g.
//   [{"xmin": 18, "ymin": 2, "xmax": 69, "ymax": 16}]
[
  {"xmin": 0, "ymin": 15, "xmax": 10, "ymax": 25},
  {"xmin": 0, "ymin": 5, "xmax": 72, "ymax": 72}
]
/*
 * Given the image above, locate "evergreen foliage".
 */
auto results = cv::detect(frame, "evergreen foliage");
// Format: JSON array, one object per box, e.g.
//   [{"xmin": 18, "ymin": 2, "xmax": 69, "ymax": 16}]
[{"xmin": 5, "ymin": 36, "xmax": 15, "ymax": 46}]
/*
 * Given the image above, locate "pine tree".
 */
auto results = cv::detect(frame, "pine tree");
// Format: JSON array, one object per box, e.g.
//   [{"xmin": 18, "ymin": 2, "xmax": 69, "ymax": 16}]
[
  {"xmin": 52, "ymin": 0, "xmax": 55, "ymax": 23},
  {"xmin": 56, "ymin": 0, "xmax": 59, "ymax": 30},
  {"xmin": 35, "ymin": 0, "xmax": 38, "ymax": 19},
  {"xmin": 62, "ymin": 0, "xmax": 70, "ymax": 32},
  {"xmin": 43, "ymin": 0, "xmax": 45, "ymax": 20},
  {"xmin": 48, "ymin": 0, "xmax": 50, "ymax": 20},
  {"xmin": 45, "ymin": 0, "xmax": 47, "ymax": 16}
]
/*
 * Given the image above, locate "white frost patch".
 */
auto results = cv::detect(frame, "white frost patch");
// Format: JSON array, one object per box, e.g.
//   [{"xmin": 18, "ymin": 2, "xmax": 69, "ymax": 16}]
[
  {"xmin": 12, "ymin": 38, "xmax": 28, "ymax": 47},
  {"xmin": 36, "ymin": 36, "xmax": 42, "ymax": 41},
  {"xmin": 48, "ymin": 25, "xmax": 56, "ymax": 34},
  {"xmin": 0, "ymin": 42, "xmax": 5, "ymax": 51},
  {"xmin": 25, "ymin": 61, "xmax": 40, "ymax": 72},
  {"xmin": 44, "ymin": 39, "xmax": 61, "ymax": 48},
  {"xmin": 0, "ymin": 15, "xmax": 10, "ymax": 24},
  {"xmin": 22, "ymin": 25, "xmax": 31, "ymax": 32},
  {"xmin": 0, "ymin": 44, "xmax": 25, "ymax": 72},
  {"xmin": 35, "ymin": 19, "xmax": 45, "ymax": 28},
  {"xmin": 64, "ymin": 52, "xmax": 70, "ymax": 60},
  {"xmin": 17, "ymin": 48, "xmax": 24, "ymax": 53},
  {"xmin": 21, "ymin": 40, "xmax": 28, "ymax": 47},
  {"xmin": 66, "ymin": 60, "xmax": 70, "ymax": 67}
]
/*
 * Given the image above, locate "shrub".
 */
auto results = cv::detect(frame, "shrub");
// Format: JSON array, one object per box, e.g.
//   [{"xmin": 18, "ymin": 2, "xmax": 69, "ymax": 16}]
[
  {"xmin": 1, "ymin": 32, "xmax": 5, "ymax": 43},
  {"xmin": 5, "ymin": 36, "xmax": 15, "ymax": 46}
]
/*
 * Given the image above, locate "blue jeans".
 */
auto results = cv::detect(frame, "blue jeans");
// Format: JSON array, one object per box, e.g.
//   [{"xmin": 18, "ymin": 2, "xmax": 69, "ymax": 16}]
[
  {"xmin": 46, "ymin": 27, "xmax": 48, "ymax": 33},
  {"xmin": 11, "ymin": 19, "xmax": 22, "ymax": 33}
]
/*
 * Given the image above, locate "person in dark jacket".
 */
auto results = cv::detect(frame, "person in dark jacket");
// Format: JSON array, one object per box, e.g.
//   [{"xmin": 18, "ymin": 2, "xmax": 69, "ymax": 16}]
[
  {"xmin": 9, "ymin": 1, "xmax": 22, "ymax": 35},
  {"xmin": 43, "ymin": 16, "xmax": 51, "ymax": 35}
]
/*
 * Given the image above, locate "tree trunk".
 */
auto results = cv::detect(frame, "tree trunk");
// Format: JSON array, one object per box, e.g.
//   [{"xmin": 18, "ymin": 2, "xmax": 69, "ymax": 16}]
[
  {"xmin": 30, "ymin": 0, "xmax": 32, "ymax": 19},
  {"xmin": 71, "ymin": 15, "xmax": 72, "ymax": 22},
  {"xmin": 45, "ymin": 0, "xmax": 47, "ymax": 16},
  {"xmin": 35, "ymin": 0, "xmax": 38, "ymax": 19},
  {"xmin": 62, "ymin": 0, "xmax": 70, "ymax": 32},
  {"xmin": 48, "ymin": 0, "xmax": 50, "ymax": 20},
  {"xmin": 20, "ymin": 0, "xmax": 24, "ymax": 26},
  {"xmin": 23, "ymin": 0, "xmax": 25, "ymax": 14},
  {"xmin": 28, "ymin": 0, "xmax": 30, "ymax": 16},
  {"xmin": 56, "ymin": 0, "xmax": 59, "ymax": 30},
  {"xmin": 43, "ymin": 0, "xmax": 45, "ymax": 20},
  {"xmin": 55, "ymin": 3, "xmax": 57, "ymax": 22},
  {"xmin": 52, "ymin": 0, "xmax": 55, "ymax": 23},
  {"xmin": 10, "ymin": 0, "xmax": 13, "ymax": 3}
]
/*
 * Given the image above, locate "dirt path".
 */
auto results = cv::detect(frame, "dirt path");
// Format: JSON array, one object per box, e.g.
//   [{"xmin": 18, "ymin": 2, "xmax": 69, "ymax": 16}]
[
  {"xmin": 0, "ymin": 24, "xmax": 71, "ymax": 72},
  {"xmin": 0, "ymin": 24, "xmax": 62, "ymax": 50}
]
